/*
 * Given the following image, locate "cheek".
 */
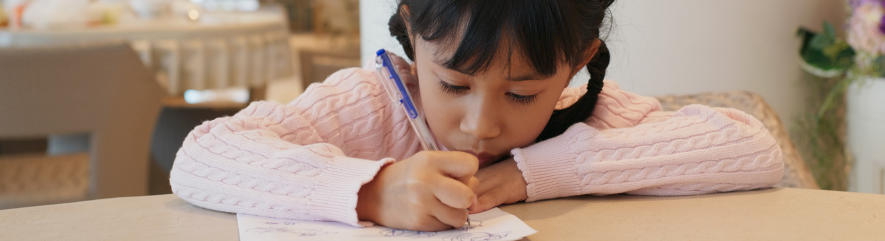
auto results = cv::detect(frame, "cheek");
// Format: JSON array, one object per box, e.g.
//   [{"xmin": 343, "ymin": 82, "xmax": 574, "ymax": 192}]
[
  {"xmin": 417, "ymin": 78, "xmax": 460, "ymax": 140},
  {"xmin": 503, "ymin": 104, "xmax": 555, "ymax": 146},
  {"xmin": 512, "ymin": 82, "xmax": 570, "ymax": 138}
]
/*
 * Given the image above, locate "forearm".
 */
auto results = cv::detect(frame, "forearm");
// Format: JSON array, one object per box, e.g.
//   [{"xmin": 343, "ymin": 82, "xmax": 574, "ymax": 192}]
[
  {"xmin": 170, "ymin": 101, "xmax": 395, "ymax": 227},
  {"xmin": 513, "ymin": 105, "xmax": 784, "ymax": 201}
]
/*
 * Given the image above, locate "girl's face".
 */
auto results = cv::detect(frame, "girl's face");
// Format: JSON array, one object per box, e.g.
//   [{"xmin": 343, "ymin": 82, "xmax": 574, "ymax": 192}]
[{"xmin": 413, "ymin": 37, "xmax": 587, "ymax": 168}]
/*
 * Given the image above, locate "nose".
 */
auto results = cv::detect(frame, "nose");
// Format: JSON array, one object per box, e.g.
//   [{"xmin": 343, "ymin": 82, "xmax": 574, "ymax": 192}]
[{"xmin": 459, "ymin": 99, "xmax": 502, "ymax": 140}]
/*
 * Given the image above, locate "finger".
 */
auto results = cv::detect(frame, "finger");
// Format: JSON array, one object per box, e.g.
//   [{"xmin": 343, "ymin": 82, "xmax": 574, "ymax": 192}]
[
  {"xmin": 389, "ymin": 54, "xmax": 416, "ymax": 78},
  {"xmin": 471, "ymin": 189, "xmax": 506, "ymax": 214},
  {"xmin": 389, "ymin": 52, "xmax": 410, "ymax": 68},
  {"xmin": 429, "ymin": 199, "xmax": 469, "ymax": 229},
  {"xmin": 431, "ymin": 176, "xmax": 476, "ymax": 209},
  {"xmin": 473, "ymin": 170, "xmax": 496, "ymax": 197},
  {"xmin": 409, "ymin": 214, "xmax": 451, "ymax": 232},
  {"xmin": 428, "ymin": 151, "xmax": 478, "ymax": 181},
  {"xmin": 466, "ymin": 176, "xmax": 480, "ymax": 212},
  {"xmin": 467, "ymin": 176, "xmax": 480, "ymax": 194},
  {"xmin": 386, "ymin": 53, "xmax": 412, "ymax": 74}
]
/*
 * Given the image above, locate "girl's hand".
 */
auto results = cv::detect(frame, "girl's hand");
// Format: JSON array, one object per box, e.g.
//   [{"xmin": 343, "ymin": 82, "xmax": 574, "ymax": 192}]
[
  {"xmin": 388, "ymin": 53, "xmax": 417, "ymax": 86},
  {"xmin": 470, "ymin": 157, "xmax": 528, "ymax": 214},
  {"xmin": 357, "ymin": 151, "xmax": 480, "ymax": 231}
]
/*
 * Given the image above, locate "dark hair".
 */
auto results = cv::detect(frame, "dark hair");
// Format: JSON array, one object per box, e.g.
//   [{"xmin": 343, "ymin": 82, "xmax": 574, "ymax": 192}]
[{"xmin": 389, "ymin": 0, "xmax": 615, "ymax": 142}]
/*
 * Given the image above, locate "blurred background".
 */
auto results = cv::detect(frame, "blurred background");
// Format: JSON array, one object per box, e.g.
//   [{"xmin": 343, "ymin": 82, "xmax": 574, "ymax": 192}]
[{"xmin": 1, "ymin": 0, "xmax": 882, "ymax": 210}]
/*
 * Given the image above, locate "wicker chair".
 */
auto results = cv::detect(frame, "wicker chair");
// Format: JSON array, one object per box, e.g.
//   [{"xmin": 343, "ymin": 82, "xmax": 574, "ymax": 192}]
[
  {"xmin": 655, "ymin": 91, "xmax": 819, "ymax": 189},
  {"xmin": 0, "ymin": 42, "xmax": 164, "ymax": 209}
]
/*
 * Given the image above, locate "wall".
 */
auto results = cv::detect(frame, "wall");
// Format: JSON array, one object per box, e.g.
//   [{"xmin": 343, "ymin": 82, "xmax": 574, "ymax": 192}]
[
  {"xmin": 360, "ymin": 0, "xmax": 408, "ymax": 65},
  {"xmin": 360, "ymin": 0, "xmax": 848, "ymax": 127}
]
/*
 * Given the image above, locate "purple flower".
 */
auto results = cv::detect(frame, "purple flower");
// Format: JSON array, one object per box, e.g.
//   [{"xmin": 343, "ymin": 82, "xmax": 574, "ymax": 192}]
[
  {"xmin": 880, "ymin": 14, "xmax": 885, "ymax": 34},
  {"xmin": 852, "ymin": 0, "xmax": 885, "ymax": 34},
  {"xmin": 851, "ymin": 0, "xmax": 882, "ymax": 8},
  {"xmin": 848, "ymin": 1, "xmax": 885, "ymax": 55}
]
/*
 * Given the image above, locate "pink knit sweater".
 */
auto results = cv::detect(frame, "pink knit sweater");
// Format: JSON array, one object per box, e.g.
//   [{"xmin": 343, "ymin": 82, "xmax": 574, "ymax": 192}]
[{"xmin": 170, "ymin": 66, "xmax": 784, "ymax": 227}]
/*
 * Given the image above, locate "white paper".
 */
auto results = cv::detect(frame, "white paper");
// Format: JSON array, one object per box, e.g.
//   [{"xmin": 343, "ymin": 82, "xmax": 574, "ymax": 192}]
[{"xmin": 237, "ymin": 208, "xmax": 536, "ymax": 241}]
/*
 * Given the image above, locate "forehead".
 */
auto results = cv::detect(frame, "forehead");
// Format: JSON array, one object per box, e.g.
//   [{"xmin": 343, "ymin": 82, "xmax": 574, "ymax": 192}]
[{"xmin": 418, "ymin": 36, "xmax": 555, "ymax": 79}]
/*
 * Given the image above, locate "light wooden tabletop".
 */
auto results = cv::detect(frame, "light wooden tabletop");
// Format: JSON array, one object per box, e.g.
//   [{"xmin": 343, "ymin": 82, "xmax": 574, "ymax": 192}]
[{"xmin": 1, "ymin": 188, "xmax": 884, "ymax": 240}]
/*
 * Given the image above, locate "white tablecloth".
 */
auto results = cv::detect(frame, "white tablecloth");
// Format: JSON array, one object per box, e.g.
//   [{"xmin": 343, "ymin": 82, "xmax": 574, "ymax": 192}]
[{"xmin": 0, "ymin": 11, "xmax": 292, "ymax": 95}]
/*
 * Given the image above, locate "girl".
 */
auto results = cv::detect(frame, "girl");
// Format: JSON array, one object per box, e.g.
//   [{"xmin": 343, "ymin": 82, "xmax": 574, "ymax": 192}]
[{"xmin": 170, "ymin": 0, "xmax": 783, "ymax": 232}]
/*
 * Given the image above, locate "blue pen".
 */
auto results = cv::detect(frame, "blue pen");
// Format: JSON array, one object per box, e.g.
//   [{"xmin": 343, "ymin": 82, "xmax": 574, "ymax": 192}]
[
  {"xmin": 375, "ymin": 49, "xmax": 439, "ymax": 151},
  {"xmin": 376, "ymin": 49, "xmax": 473, "ymax": 226}
]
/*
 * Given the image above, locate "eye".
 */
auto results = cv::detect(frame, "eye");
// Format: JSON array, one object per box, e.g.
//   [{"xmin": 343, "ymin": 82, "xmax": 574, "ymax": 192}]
[
  {"xmin": 438, "ymin": 81, "xmax": 469, "ymax": 95},
  {"xmin": 507, "ymin": 93, "xmax": 538, "ymax": 105}
]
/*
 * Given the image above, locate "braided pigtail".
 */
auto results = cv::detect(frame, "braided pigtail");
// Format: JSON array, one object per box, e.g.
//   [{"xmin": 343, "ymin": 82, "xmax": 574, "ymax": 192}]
[
  {"xmin": 388, "ymin": 3, "xmax": 415, "ymax": 60},
  {"xmin": 535, "ymin": 41, "xmax": 610, "ymax": 142}
]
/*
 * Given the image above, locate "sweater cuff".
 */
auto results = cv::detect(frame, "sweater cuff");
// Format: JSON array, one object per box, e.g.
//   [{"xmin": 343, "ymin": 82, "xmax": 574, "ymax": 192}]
[
  {"xmin": 307, "ymin": 156, "xmax": 394, "ymax": 227},
  {"xmin": 512, "ymin": 131, "xmax": 585, "ymax": 202}
]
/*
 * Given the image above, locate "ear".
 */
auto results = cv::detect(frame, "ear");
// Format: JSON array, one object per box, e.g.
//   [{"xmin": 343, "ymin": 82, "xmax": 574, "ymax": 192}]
[
  {"xmin": 399, "ymin": 5, "xmax": 414, "ymax": 45},
  {"xmin": 571, "ymin": 39, "xmax": 602, "ymax": 77},
  {"xmin": 399, "ymin": 5, "xmax": 418, "ymax": 73}
]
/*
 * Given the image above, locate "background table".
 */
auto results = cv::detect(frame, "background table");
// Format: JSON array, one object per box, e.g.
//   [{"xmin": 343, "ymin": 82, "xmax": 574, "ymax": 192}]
[
  {"xmin": 0, "ymin": 10, "xmax": 292, "ymax": 96},
  {"xmin": 2, "ymin": 188, "xmax": 884, "ymax": 240}
]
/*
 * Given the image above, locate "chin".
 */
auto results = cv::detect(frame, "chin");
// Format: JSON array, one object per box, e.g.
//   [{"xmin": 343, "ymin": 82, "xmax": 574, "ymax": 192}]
[{"xmin": 478, "ymin": 154, "xmax": 510, "ymax": 168}]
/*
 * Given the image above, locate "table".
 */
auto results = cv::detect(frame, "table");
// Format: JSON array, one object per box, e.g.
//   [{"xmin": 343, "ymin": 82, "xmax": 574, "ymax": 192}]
[
  {"xmin": 1, "ymin": 188, "xmax": 884, "ymax": 240},
  {"xmin": 0, "ymin": 10, "xmax": 292, "ymax": 96}
]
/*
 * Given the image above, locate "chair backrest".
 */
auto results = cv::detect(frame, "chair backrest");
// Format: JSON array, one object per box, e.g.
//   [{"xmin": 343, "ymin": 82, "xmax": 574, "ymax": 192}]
[
  {"xmin": 299, "ymin": 49, "xmax": 361, "ymax": 87},
  {"xmin": 0, "ymin": 42, "xmax": 165, "ymax": 199},
  {"xmin": 655, "ymin": 91, "xmax": 820, "ymax": 189}
]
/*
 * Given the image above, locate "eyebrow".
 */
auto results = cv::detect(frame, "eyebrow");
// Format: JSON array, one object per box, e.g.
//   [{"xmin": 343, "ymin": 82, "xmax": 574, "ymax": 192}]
[
  {"xmin": 505, "ymin": 73, "xmax": 546, "ymax": 81},
  {"xmin": 434, "ymin": 60, "xmax": 548, "ymax": 82}
]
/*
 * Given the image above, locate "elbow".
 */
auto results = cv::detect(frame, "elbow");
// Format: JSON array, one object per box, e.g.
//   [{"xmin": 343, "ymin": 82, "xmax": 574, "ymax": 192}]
[
  {"xmin": 749, "ymin": 135, "xmax": 785, "ymax": 188},
  {"xmin": 168, "ymin": 122, "xmax": 216, "ymax": 197},
  {"xmin": 711, "ymin": 106, "xmax": 786, "ymax": 188},
  {"xmin": 735, "ymin": 109, "xmax": 785, "ymax": 187},
  {"xmin": 168, "ymin": 147, "xmax": 193, "ymax": 198},
  {"xmin": 727, "ymin": 117, "xmax": 785, "ymax": 189}
]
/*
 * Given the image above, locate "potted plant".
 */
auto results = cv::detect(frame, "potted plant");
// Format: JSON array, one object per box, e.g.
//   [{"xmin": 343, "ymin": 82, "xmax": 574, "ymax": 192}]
[{"xmin": 798, "ymin": 0, "xmax": 885, "ymax": 193}]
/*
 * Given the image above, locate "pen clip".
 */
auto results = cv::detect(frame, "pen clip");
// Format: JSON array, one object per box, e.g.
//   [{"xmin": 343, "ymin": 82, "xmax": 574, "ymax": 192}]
[
  {"xmin": 375, "ymin": 49, "xmax": 439, "ymax": 151},
  {"xmin": 376, "ymin": 49, "xmax": 419, "ymax": 119}
]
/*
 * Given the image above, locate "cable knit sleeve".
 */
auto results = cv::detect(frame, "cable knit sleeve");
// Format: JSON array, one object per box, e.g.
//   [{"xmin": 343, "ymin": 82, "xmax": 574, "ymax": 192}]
[
  {"xmin": 169, "ymin": 67, "xmax": 422, "ymax": 227},
  {"xmin": 513, "ymin": 81, "xmax": 784, "ymax": 201}
]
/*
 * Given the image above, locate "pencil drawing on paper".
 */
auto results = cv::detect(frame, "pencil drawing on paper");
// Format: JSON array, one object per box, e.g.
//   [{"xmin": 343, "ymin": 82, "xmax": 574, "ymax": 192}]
[
  {"xmin": 442, "ymin": 231, "xmax": 511, "ymax": 241},
  {"xmin": 245, "ymin": 227, "xmax": 337, "ymax": 237},
  {"xmin": 261, "ymin": 221, "xmax": 301, "ymax": 226},
  {"xmin": 457, "ymin": 220, "xmax": 483, "ymax": 231},
  {"xmin": 237, "ymin": 208, "xmax": 536, "ymax": 241},
  {"xmin": 378, "ymin": 228, "xmax": 438, "ymax": 238}
]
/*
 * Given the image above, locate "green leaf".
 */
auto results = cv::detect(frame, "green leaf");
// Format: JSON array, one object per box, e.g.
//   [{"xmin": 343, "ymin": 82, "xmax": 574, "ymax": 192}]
[
  {"xmin": 797, "ymin": 27, "xmax": 816, "ymax": 54},
  {"xmin": 809, "ymin": 22, "xmax": 838, "ymax": 50},
  {"xmin": 823, "ymin": 22, "xmax": 837, "ymax": 40},
  {"xmin": 876, "ymin": 56, "xmax": 885, "ymax": 75},
  {"xmin": 796, "ymin": 22, "xmax": 856, "ymax": 76},
  {"xmin": 837, "ymin": 43, "xmax": 857, "ymax": 63},
  {"xmin": 810, "ymin": 34, "xmax": 833, "ymax": 50},
  {"xmin": 801, "ymin": 45, "xmax": 853, "ymax": 71}
]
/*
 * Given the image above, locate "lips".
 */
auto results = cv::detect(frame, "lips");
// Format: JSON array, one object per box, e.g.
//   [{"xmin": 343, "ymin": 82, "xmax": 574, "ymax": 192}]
[{"xmin": 460, "ymin": 150, "xmax": 498, "ymax": 165}]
